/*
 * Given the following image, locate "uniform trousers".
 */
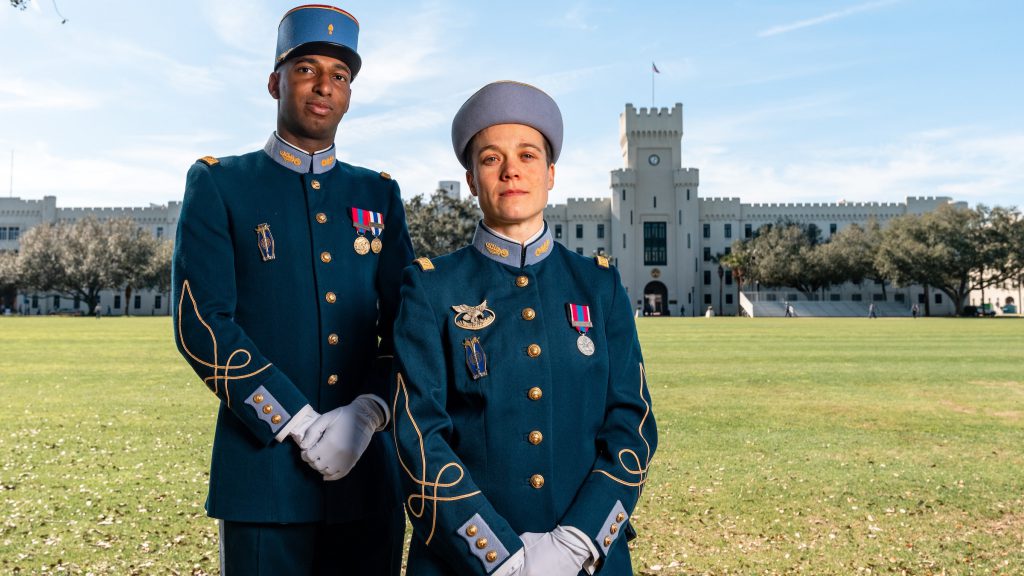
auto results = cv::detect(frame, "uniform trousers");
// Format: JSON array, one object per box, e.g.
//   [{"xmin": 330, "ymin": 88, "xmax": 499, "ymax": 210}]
[{"xmin": 220, "ymin": 506, "xmax": 405, "ymax": 576}]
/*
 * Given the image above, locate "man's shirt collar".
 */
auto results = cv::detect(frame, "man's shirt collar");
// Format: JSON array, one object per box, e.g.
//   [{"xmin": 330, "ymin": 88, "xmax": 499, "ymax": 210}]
[{"xmin": 263, "ymin": 133, "xmax": 337, "ymax": 174}]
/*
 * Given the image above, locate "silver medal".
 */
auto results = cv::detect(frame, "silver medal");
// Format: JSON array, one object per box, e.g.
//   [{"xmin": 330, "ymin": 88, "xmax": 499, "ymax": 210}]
[{"xmin": 576, "ymin": 333, "xmax": 595, "ymax": 356}]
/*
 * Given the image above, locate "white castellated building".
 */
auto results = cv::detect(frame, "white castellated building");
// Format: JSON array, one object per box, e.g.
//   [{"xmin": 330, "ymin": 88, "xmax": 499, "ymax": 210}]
[
  {"xmin": 0, "ymin": 196, "xmax": 181, "ymax": 315},
  {"xmin": 3, "ymin": 105, "xmax": 1005, "ymax": 317},
  {"xmin": 546, "ymin": 103, "xmax": 963, "ymax": 316}
]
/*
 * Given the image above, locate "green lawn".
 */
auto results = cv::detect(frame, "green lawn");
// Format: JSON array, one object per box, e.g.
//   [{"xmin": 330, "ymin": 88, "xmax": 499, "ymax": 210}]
[{"xmin": 1, "ymin": 317, "xmax": 1021, "ymax": 575}]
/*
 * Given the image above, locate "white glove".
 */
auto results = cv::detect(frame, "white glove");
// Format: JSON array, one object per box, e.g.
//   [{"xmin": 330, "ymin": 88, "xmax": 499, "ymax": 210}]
[
  {"xmin": 519, "ymin": 526, "xmax": 593, "ymax": 576},
  {"xmin": 299, "ymin": 395, "xmax": 384, "ymax": 481},
  {"xmin": 273, "ymin": 404, "xmax": 319, "ymax": 444}
]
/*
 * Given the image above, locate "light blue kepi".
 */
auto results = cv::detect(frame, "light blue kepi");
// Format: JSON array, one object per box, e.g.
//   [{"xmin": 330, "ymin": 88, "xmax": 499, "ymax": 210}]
[{"xmin": 275, "ymin": 4, "xmax": 362, "ymax": 78}]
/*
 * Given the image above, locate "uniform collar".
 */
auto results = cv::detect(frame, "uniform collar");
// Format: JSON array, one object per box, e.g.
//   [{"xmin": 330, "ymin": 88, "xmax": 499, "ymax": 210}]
[
  {"xmin": 263, "ymin": 133, "xmax": 337, "ymax": 174},
  {"xmin": 472, "ymin": 221, "xmax": 554, "ymax": 268}
]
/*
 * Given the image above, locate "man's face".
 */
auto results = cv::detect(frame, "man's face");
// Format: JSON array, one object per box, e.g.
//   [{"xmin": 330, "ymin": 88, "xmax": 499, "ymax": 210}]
[
  {"xmin": 268, "ymin": 53, "xmax": 352, "ymax": 150},
  {"xmin": 466, "ymin": 123, "xmax": 554, "ymax": 236}
]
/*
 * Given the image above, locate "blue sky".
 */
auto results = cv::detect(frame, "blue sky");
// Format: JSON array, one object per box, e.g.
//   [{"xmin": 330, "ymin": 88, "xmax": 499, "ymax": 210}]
[{"xmin": 1, "ymin": 0, "xmax": 1021, "ymax": 209}]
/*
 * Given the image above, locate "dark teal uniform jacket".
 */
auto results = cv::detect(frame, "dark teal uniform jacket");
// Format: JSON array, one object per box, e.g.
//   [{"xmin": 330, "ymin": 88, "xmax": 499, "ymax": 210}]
[
  {"xmin": 393, "ymin": 223, "xmax": 657, "ymax": 574},
  {"xmin": 172, "ymin": 134, "xmax": 414, "ymax": 524}
]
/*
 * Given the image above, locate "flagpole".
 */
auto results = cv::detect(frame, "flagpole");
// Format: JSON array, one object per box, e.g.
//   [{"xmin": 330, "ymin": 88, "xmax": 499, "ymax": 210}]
[{"xmin": 651, "ymin": 66, "xmax": 655, "ymax": 108}]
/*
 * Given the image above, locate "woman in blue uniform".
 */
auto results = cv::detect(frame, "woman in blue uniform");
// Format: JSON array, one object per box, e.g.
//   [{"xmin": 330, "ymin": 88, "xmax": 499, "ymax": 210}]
[{"xmin": 392, "ymin": 81, "xmax": 657, "ymax": 575}]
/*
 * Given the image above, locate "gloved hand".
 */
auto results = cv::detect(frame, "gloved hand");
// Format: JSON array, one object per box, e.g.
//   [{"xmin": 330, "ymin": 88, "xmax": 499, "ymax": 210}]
[
  {"xmin": 299, "ymin": 395, "xmax": 384, "ymax": 481},
  {"xmin": 519, "ymin": 525, "xmax": 593, "ymax": 576}
]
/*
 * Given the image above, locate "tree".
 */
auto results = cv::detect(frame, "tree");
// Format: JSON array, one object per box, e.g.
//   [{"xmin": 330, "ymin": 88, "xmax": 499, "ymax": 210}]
[
  {"xmin": 816, "ymin": 220, "xmax": 890, "ymax": 297},
  {"xmin": 144, "ymin": 240, "xmax": 174, "ymax": 313},
  {"xmin": 720, "ymin": 241, "xmax": 753, "ymax": 315},
  {"xmin": 18, "ymin": 217, "xmax": 159, "ymax": 314},
  {"xmin": 875, "ymin": 204, "xmax": 1015, "ymax": 315},
  {"xmin": 0, "ymin": 250, "xmax": 21, "ymax": 311},
  {"xmin": 747, "ymin": 223, "xmax": 830, "ymax": 297},
  {"xmin": 106, "ymin": 219, "xmax": 158, "ymax": 316},
  {"xmin": 404, "ymin": 191, "xmax": 480, "ymax": 258},
  {"xmin": 10, "ymin": 1, "xmax": 29, "ymax": 9}
]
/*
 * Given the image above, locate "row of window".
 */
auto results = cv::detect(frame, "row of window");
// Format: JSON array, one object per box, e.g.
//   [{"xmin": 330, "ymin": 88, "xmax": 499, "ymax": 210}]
[
  {"xmin": 553, "ymin": 223, "xmax": 605, "ymax": 240},
  {"xmin": 0, "ymin": 226, "xmax": 21, "ymax": 241},
  {"xmin": 19, "ymin": 294, "xmax": 164, "ymax": 310}
]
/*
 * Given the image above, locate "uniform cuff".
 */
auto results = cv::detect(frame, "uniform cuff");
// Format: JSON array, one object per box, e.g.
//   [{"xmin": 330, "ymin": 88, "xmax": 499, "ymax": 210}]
[
  {"xmin": 361, "ymin": 394, "xmax": 391, "ymax": 431},
  {"xmin": 275, "ymin": 404, "xmax": 317, "ymax": 443},
  {"xmin": 491, "ymin": 547, "xmax": 524, "ymax": 576}
]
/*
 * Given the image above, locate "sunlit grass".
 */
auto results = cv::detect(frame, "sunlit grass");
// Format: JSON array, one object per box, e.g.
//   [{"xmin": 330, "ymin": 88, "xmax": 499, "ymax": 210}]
[{"xmin": 0, "ymin": 317, "xmax": 1021, "ymax": 574}]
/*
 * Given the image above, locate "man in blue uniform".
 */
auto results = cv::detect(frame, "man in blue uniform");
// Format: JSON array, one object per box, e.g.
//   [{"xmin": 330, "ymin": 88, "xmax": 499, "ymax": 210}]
[
  {"xmin": 392, "ymin": 81, "xmax": 657, "ymax": 575},
  {"xmin": 171, "ymin": 5, "xmax": 413, "ymax": 574}
]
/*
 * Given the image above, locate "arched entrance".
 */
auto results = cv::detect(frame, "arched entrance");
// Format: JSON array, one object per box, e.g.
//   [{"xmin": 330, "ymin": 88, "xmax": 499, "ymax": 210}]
[{"xmin": 643, "ymin": 281, "xmax": 669, "ymax": 316}]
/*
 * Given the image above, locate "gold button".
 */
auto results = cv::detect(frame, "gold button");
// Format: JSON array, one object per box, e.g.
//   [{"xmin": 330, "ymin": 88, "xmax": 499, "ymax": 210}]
[
  {"xmin": 328, "ymin": 333, "xmax": 339, "ymax": 345},
  {"xmin": 325, "ymin": 291, "xmax": 337, "ymax": 304},
  {"xmin": 528, "ymin": 387, "xmax": 542, "ymax": 401},
  {"xmin": 521, "ymin": 308, "xmax": 536, "ymax": 321},
  {"xmin": 527, "ymin": 344, "xmax": 541, "ymax": 358},
  {"xmin": 252, "ymin": 394, "xmax": 264, "ymax": 403},
  {"xmin": 528, "ymin": 431, "xmax": 543, "ymax": 445},
  {"xmin": 475, "ymin": 537, "xmax": 488, "ymax": 549},
  {"xmin": 320, "ymin": 251, "xmax": 332, "ymax": 263},
  {"xmin": 327, "ymin": 374, "xmax": 338, "ymax": 385},
  {"xmin": 610, "ymin": 523, "xmax": 619, "ymax": 534},
  {"xmin": 262, "ymin": 404, "xmax": 273, "ymax": 414},
  {"xmin": 311, "ymin": 180, "xmax": 321, "ymax": 190},
  {"xmin": 486, "ymin": 551, "xmax": 497, "ymax": 563},
  {"xmin": 315, "ymin": 212, "xmax": 328, "ymax": 224},
  {"xmin": 271, "ymin": 415, "xmax": 282, "ymax": 424},
  {"xmin": 616, "ymin": 512, "xmax": 626, "ymax": 522},
  {"xmin": 604, "ymin": 536, "xmax": 613, "ymax": 547},
  {"xmin": 530, "ymin": 474, "xmax": 544, "ymax": 489},
  {"xmin": 465, "ymin": 525, "xmax": 478, "ymax": 537},
  {"xmin": 515, "ymin": 275, "xmax": 529, "ymax": 288}
]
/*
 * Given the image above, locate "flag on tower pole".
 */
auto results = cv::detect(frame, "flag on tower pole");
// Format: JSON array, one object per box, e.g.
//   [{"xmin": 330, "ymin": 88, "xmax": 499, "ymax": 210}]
[{"xmin": 651, "ymin": 62, "xmax": 660, "ymax": 107}]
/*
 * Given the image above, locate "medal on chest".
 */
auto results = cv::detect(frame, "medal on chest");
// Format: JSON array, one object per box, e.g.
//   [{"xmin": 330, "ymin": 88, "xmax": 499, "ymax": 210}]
[
  {"xmin": 350, "ymin": 207, "xmax": 385, "ymax": 255},
  {"xmin": 566, "ymin": 303, "xmax": 595, "ymax": 356}
]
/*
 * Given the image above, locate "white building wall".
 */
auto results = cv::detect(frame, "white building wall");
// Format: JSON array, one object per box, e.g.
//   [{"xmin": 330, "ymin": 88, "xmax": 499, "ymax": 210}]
[{"xmin": 0, "ymin": 195, "xmax": 180, "ymax": 316}]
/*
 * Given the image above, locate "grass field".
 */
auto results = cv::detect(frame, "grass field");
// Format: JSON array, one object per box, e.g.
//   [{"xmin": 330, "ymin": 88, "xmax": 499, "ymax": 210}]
[{"xmin": 0, "ymin": 317, "xmax": 1021, "ymax": 575}]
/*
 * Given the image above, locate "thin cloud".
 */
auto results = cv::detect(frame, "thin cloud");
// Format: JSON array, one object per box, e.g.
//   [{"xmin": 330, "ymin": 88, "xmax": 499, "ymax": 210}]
[
  {"xmin": 0, "ymin": 78, "xmax": 102, "ymax": 111},
  {"xmin": 758, "ymin": 0, "xmax": 902, "ymax": 38}
]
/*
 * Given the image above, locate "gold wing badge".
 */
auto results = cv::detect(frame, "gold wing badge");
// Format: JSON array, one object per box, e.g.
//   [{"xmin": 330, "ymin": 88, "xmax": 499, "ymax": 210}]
[{"xmin": 452, "ymin": 300, "xmax": 496, "ymax": 330}]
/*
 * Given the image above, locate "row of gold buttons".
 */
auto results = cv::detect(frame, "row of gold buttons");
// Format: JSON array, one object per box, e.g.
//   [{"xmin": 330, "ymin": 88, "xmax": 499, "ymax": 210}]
[
  {"xmin": 464, "ymin": 525, "xmax": 499, "ymax": 563},
  {"xmin": 315, "ymin": 211, "xmax": 338, "ymax": 385},
  {"xmin": 251, "ymin": 393, "xmax": 283, "ymax": 425}
]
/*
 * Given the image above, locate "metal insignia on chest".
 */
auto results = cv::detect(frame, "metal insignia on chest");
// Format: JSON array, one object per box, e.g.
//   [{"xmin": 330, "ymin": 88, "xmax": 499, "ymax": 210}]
[{"xmin": 452, "ymin": 300, "xmax": 496, "ymax": 331}]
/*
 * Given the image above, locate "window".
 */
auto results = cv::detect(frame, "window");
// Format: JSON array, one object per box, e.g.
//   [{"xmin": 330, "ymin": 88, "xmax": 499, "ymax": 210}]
[
  {"xmin": 597, "ymin": 224, "xmax": 605, "ymax": 239},
  {"xmin": 918, "ymin": 293, "xmax": 926, "ymax": 304},
  {"xmin": 576, "ymin": 224, "xmax": 583, "ymax": 239},
  {"xmin": 894, "ymin": 293, "xmax": 905, "ymax": 302},
  {"xmin": 53, "ymin": 295, "xmax": 60, "ymax": 308},
  {"xmin": 643, "ymin": 222, "xmax": 667, "ymax": 265},
  {"xmin": 703, "ymin": 223, "xmax": 710, "ymax": 239},
  {"xmin": 724, "ymin": 223, "xmax": 732, "ymax": 239},
  {"xmin": 74, "ymin": 296, "xmax": 80, "ymax": 309},
  {"xmin": 621, "ymin": 189, "xmax": 626, "ymax": 201},
  {"xmin": 630, "ymin": 211, "xmax": 633, "ymax": 225},
  {"xmin": 156, "ymin": 226, "xmax": 164, "ymax": 239},
  {"xmin": 873, "ymin": 294, "xmax": 885, "ymax": 302},
  {"xmin": 829, "ymin": 223, "xmax": 837, "ymax": 236},
  {"xmin": 678, "ymin": 210, "xmax": 682, "ymax": 225},
  {"xmin": 744, "ymin": 223, "xmax": 752, "ymax": 239},
  {"xmin": 725, "ymin": 270, "xmax": 733, "ymax": 285},
  {"xmin": 935, "ymin": 293, "xmax": 943, "ymax": 304},
  {"xmin": 724, "ymin": 246, "xmax": 732, "ymax": 255},
  {"xmin": 134, "ymin": 295, "xmax": 142, "ymax": 309},
  {"xmin": 851, "ymin": 294, "xmax": 863, "ymax": 302},
  {"xmin": 704, "ymin": 294, "xmax": 712, "ymax": 304},
  {"xmin": 726, "ymin": 294, "xmax": 733, "ymax": 304},
  {"xmin": 555, "ymin": 224, "xmax": 562, "ymax": 239},
  {"xmin": 154, "ymin": 294, "xmax": 162, "ymax": 310},
  {"xmin": 114, "ymin": 295, "xmax": 122, "ymax": 309},
  {"xmin": 830, "ymin": 294, "xmax": 841, "ymax": 301},
  {"xmin": 703, "ymin": 247, "xmax": 711, "ymax": 262},
  {"xmin": 0, "ymin": 227, "xmax": 6, "ymax": 240},
  {"xmin": 653, "ymin": 196, "xmax": 657, "ymax": 208},
  {"xmin": 576, "ymin": 247, "xmax": 583, "ymax": 255},
  {"xmin": 703, "ymin": 270, "xmax": 711, "ymax": 285},
  {"xmin": 622, "ymin": 234, "xmax": 626, "ymax": 249},
  {"xmin": 32, "ymin": 295, "xmax": 38, "ymax": 308},
  {"xmin": 686, "ymin": 189, "xmax": 691, "ymax": 201},
  {"xmin": 687, "ymin": 233, "xmax": 691, "ymax": 249},
  {"xmin": 787, "ymin": 294, "xmax": 799, "ymax": 302},
  {"xmin": 8, "ymin": 227, "xmax": 18, "ymax": 241}
]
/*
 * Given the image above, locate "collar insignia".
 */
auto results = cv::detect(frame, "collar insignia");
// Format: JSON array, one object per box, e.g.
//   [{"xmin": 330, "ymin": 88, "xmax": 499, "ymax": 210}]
[{"xmin": 484, "ymin": 242, "xmax": 509, "ymax": 258}]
